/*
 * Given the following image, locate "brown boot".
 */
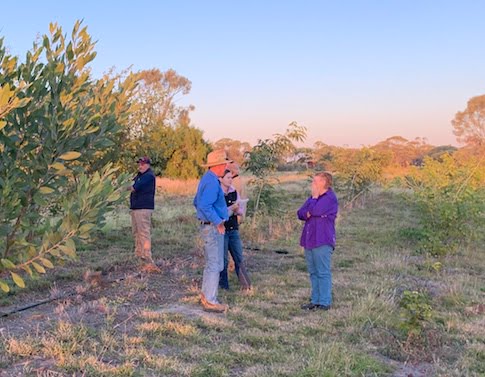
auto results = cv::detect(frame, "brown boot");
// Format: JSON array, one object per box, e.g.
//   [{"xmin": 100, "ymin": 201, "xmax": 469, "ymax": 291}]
[
  {"xmin": 140, "ymin": 262, "xmax": 161, "ymax": 273},
  {"xmin": 200, "ymin": 293, "xmax": 228, "ymax": 313},
  {"xmin": 237, "ymin": 263, "xmax": 252, "ymax": 290}
]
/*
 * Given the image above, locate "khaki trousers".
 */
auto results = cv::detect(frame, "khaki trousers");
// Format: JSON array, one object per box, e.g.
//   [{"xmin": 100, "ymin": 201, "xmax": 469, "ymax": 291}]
[{"xmin": 131, "ymin": 209, "xmax": 153, "ymax": 262}]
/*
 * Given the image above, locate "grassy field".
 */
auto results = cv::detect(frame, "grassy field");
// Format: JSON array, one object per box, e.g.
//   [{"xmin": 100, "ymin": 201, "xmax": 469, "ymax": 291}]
[{"xmin": 0, "ymin": 174, "xmax": 483, "ymax": 376}]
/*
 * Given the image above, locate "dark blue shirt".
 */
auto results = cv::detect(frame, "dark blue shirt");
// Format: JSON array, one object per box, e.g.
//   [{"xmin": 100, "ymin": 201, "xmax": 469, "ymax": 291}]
[{"xmin": 130, "ymin": 168, "xmax": 156, "ymax": 210}]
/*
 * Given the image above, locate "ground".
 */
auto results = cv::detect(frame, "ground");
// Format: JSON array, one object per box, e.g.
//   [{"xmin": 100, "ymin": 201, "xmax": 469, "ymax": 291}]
[{"xmin": 0, "ymin": 183, "xmax": 483, "ymax": 376}]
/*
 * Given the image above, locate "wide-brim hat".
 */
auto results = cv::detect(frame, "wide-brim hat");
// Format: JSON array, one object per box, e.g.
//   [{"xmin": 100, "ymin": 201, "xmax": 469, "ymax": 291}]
[{"xmin": 202, "ymin": 149, "xmax": 233, "ymax": 167}]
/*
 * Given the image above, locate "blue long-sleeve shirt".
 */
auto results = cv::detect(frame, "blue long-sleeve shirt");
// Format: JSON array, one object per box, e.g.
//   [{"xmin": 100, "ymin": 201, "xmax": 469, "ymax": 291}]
[
  {"xmin": 193, "ymin": 170, "xmax": 228, "ymax": 225},
  {"xmin": 297, "ymin": 188, "xmax": 338, "ymax": 249}
]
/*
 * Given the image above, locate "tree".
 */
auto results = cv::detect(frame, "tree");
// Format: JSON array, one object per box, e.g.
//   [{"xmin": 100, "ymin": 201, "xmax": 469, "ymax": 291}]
[
  {"xmin": 164, "ymin": 123, "xmax": 210, "ymax": 179},
  {"xmin": 332, "ymin": 147, "xmax": 390, "ymax": 207},
  {"xmin": 121, "ymin": 68, "xmax": 208, "ymax": 178},
  {"xmin": 406, "ymin": 154, "xmax": 485, "ymax": 255},
  {"xmin": 244, "ymin": 122, "xmax": 306, "ymax": 216},
  {"xmin": 128, "ymin": 68, "xmax": 192, "ymax": 138},
  {"xmin": 312, "ymin": 142, "xmax": 339, "ymax": 170},
  {"xmin": 0, "ymin": 22, "xmax": 132, "ymax": 292},
  {"xmin": 213, "ymin": 138, "xmax": 252, "ymax": 165},
  {"xmin": 452, "ymin": 94, "xmax": 485, "ymax": 147},
  {"xmin": 372, "ymin": 136, "xmax": 432, "ymax": 167}
]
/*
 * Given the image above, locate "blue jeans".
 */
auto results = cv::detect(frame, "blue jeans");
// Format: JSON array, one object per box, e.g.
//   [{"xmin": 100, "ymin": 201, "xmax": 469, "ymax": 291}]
[
  {"xmin": 200, "ymin": 224, "xmax": 225, "ymax": 304},
  {"xmin": 219, "ymin": 229, "xmax": 250, "ymax": 289},
  {"xmin": 304, "ymin": 245, "xmax": 333, "ymax": 306}
]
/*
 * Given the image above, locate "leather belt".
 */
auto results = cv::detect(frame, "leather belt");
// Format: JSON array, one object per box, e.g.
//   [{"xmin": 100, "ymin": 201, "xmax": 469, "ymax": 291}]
[{"xmin": 200, "ymin": 221, "xmax": 211, "ymax": 225}]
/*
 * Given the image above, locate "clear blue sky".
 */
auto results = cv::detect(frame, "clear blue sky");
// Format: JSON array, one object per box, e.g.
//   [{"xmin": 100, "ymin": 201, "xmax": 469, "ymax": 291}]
[{"xmin": 2, "ymin": 1, "xmax": 485, "ymax": 147}]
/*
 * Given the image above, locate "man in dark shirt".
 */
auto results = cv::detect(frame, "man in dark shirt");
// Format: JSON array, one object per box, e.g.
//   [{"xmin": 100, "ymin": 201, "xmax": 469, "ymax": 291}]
[{"xmin": 129, "ymin": 156, "xmax": 160, "ymax": 273}]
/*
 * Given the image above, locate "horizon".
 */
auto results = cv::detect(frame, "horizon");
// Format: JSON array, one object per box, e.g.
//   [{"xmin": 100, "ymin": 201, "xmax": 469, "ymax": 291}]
[{"xmin": 1, "ymin": 1, "xmax": 484, "ymax": 148}]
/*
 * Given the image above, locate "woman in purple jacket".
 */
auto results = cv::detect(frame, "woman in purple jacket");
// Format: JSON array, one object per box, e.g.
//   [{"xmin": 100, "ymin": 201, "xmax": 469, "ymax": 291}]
[{"xmin": 297, "ymin": 172, "xmax": 338, "ymax": 311}]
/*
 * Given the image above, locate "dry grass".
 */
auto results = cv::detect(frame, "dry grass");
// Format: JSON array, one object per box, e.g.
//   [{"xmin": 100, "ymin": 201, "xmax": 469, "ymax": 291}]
[{"xmin": 156, "ymin": 176, "xmax": 199, "ymax": 196}]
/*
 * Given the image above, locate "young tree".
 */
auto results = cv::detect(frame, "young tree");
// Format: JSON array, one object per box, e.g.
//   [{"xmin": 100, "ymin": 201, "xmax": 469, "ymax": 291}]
[
  {"xmin": 406, "ymin": 154, "xmax": 485, "ymax": 255},
  {"xmin": 332, "ymin": 147, "xmax": 389, "ymax": 207},
  {"xmin": 244, "ymin": 122, "xmax": 306, "ymax": 215},
  {"xmin": 0, "ymin": 22, "xmax": 133, "ymax": 292}
]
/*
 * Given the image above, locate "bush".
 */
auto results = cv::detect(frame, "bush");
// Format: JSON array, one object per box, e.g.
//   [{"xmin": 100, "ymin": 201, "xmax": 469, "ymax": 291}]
[
  {"xmin": 399, "ymin": 290, "xmax": 433, "ymax": 336},
  {"xmin": 0, "ymin": 22, "xmax": 132, "ymax": 292},
  {"xmin": 406, "ymin": 154, "xmax": 485, "ymax": 255}
]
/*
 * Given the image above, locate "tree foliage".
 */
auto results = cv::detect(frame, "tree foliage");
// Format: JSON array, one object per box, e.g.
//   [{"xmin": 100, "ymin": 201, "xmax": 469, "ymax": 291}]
[
  {"xmin": 372, "ymin": 136, "xmax": 432, "ymax": 167},
  {"xmin": 213, "ymin": 138, "xmax": 252, "ymax": 165},
  {"xmin": 163, "ymin": 123, "xmax": 210, "ymax": 179},
  {"xmin": 405, "ymin": 153, "xmax": 485, "ymax": 255},
  {"xmin": 331, "ymin": 147, "xmax": 390, "ymax": 207},
  {"xmin": 121, "ymin": 68, "xmax": 208, "ymax": 178},
  {"xmin": 452, "ymin": 94, "xmax": 485, "ymax": 147},
  {"xmin": 244, "ymin": 122, "xmax": 306, "ymax": 216},
  {"xmin": 0, "ymin": 21, "xmax": 131, "ymax": 292}
]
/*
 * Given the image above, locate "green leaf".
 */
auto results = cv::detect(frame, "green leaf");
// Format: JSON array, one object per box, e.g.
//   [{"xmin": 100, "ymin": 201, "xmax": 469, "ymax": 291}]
[
  {"xmin": 15, "ymin": 98, "xmax": 31, "ymax": 108},
  {"xmin": 107, "ymin": 192, "xmax": 121, "ymax": 202},
  {"xmin": 10, "ymin": 272, "xmax": 25, "ymax": 288},
  {"xmin": 62, "ymin": 118, "xmax": 75, "ymax": 129},
  {"xmin": 49, "ymin": 162, "xmax": 66, "ymax": 170},
  {"xmin": 33, "ymin": 192, "xmax": 48, "ymax": 206},
  {"xmin": 58, "ymin": 244, "xmax": 76, "ymax": 258},
  {"xmin": 1, "ymin": 258, "xmax": 16, "ymax": 269},
  {"xmin": 79, "ymin": 223, "xmax": 95, "ymax": 234},
  {"xmin": 39, "ymin": 186, "xmax": 54, "ymax": 194},
  {"xmin": 0, "ymin": 280, "xmax": 10, "ymax": 293},
  {"xmin": 59, "ymin": 151, "xmax": 81, "ymax": 160},
  {"xmin": 0, "ymin": 83, "xmax": 13, "ymax": 107},
  {"xmin": 66, "ymin": 238, "xmax": 76, "ymax": 252},
  {"xmin": 39, "ymin": 258, "xmax": 54, "ymax": 269},
  {"xmin": 22, "ymin": 265, "xmax": 33, "ymax": 277},
  {"xmin": 55, "ymin": 63, "xmax": 65, "ymax": 74},
  {"xmin": 32, "ymin": 262, "xmax": 46, "ymax": 274}
]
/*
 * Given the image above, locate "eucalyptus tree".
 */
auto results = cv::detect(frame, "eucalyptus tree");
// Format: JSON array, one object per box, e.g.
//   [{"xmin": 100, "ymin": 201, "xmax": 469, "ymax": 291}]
[{"xmin": 0, "ymin": 22, "xmax": 135, "ymax": 292}]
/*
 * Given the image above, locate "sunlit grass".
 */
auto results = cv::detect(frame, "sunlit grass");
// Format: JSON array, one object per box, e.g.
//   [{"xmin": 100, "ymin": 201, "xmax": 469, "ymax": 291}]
[{"xmin": 1, "ymin": 178, "xmax": 483, "ymax": 376}]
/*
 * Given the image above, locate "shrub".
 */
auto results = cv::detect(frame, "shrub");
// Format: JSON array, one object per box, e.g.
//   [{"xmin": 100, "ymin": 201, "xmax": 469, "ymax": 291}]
[
  {"xmin": 406, "ymin": 153, "xmax": 485, "ymax": 255},
  {"xmin": 0, "ymin": 22, "xmax": 132, "ymax": 292}
]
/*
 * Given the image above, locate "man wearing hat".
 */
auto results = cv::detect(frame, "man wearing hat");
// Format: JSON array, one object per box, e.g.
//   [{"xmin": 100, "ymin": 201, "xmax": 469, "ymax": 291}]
[
  {"xmin": 194, "ymin": 149, "xmax": 232, "ymax": 312},
  {"xmin": 129, "ymin": 156, "xmax": 160, "ymax": 273}
]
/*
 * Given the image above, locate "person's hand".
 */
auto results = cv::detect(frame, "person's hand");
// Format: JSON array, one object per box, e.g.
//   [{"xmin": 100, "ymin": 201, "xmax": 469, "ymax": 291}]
[
  {"xmin": 216, "ymin": 222, "xmax": 225, "ymax": 235},
  {"xmin": 306, "ymin": 211, "xmax": 311, "ymax": 219},
  {"xmin": 126, "ymin": 184, "xmax": 135, "ymax": 192},
  {"xmin": 231, "ymin": 203, "xmax": 240, "ymax": 212},
  {"xmin": 311, "ymin": 184, "xmax": 319, "ymax": 199}
]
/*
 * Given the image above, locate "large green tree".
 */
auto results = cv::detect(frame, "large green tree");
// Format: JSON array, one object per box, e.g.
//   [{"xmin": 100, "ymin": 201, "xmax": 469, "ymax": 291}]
[
  {"xmin": 122, "ymin": 68, "xmax": 208, "ymax": 178},
  {"xmin": 0, "ymin": 22, "xmax": 133, "ymax": 292}
]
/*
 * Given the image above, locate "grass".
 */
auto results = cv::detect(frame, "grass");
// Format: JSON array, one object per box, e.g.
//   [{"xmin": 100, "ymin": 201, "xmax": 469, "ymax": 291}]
[{"xmin": 0, "ymin": 177, "xmax": 483, "ymax": 376}]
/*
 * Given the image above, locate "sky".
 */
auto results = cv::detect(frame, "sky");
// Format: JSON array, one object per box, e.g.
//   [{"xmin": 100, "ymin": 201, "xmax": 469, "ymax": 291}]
[{"xmin": 1, "ymin": 1, "xmax": 485, "ymax": 148}]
